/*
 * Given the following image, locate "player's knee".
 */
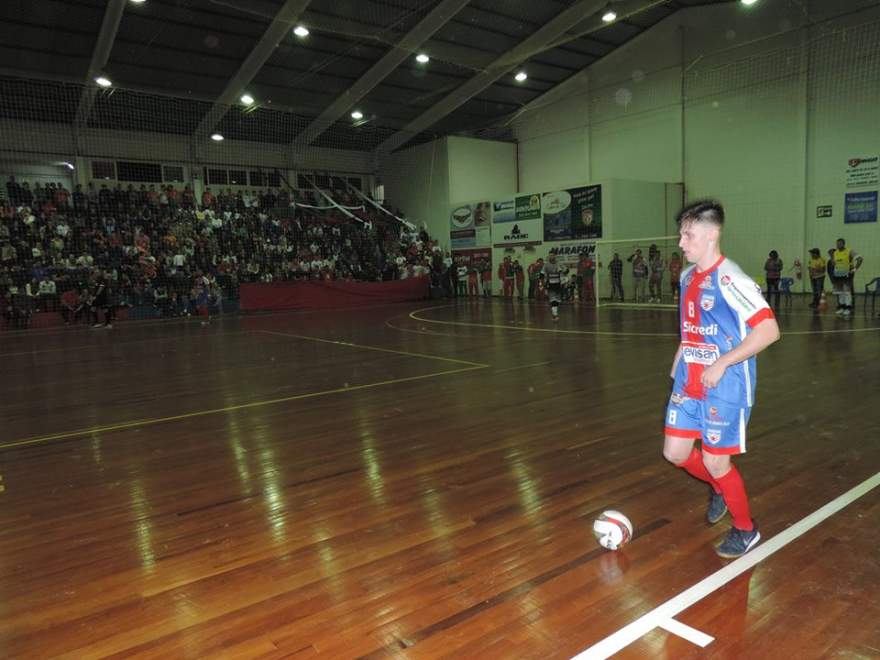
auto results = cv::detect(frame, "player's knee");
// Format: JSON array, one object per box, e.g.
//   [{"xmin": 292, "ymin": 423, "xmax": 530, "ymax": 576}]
[{"xmin": 662, "ymin": 439, "xmax": 690, "ymax": 465}]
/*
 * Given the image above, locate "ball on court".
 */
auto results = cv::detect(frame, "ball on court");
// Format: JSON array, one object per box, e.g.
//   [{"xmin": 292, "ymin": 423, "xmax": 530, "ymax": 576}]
[{"xmin": 592, "ymin": 510, "xmax": 633, "ymax": 550}]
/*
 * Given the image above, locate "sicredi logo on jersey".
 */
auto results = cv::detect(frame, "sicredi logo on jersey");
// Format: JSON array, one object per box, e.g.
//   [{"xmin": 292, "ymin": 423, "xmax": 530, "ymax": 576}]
[{"xmin": 683, "ymin": 321, "xmax": 719, "ymax": 336}]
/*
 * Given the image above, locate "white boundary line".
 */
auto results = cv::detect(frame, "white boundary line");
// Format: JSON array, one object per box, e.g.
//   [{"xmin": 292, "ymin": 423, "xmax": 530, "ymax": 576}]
[
  {"xmin": 658, "ymin": 618, "xmax": 714, "ymax": 647},
  {"xmin": 572, "ymin": 471, "xmax": 880, "ymax": 660},
  {"xmin": 409, "ymin": 305, "xmax": 880, "ymax": 337}
]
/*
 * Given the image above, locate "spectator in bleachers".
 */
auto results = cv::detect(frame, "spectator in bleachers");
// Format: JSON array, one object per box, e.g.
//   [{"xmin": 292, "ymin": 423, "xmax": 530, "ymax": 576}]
[
  {"xmin": 6, "ymin": 176, "xmax": 22, "ymax": 206},
  {"xmin": 38, "ymin": 274, "xmax": 57, "ymax": 311},
  {"xmin": 72, "ymin": 184, "xmax": 86, "ymax": 212},
  {"xmin": 19, "ymin": 182, "xmax": 33, "ymax": 207},
  {"xmin": 60, "ymin": 287, "xmax": 83, "ymax": 324},
  {"xmin": 202, "ymin": 187, "xmax": 215, "ymax": 209}
]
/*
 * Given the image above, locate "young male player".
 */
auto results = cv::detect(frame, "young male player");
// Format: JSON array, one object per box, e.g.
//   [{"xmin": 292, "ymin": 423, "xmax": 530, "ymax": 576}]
[{"xmin": 662, "ymin": 200, "xmax": 781, "ymax": 558}]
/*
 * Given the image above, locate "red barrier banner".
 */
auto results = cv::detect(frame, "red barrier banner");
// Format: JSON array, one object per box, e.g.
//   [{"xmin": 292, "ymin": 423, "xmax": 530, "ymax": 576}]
[{"xmin": 240, "ymin": 276, "xmax": 429, "ymax": 312}]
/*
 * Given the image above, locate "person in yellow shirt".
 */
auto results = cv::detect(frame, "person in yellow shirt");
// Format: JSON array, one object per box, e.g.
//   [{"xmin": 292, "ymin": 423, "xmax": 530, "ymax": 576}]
[
  {"xmin": 831, "ymin": 238, "xmax": 862, "ymax": 317},
  {"xmin": 807, "ymin": 248, "xmax": 825, "ymax": 309}
]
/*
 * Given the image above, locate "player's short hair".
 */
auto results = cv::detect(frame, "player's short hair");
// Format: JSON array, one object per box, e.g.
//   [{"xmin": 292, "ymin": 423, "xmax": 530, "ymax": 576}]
[{"xmin": 677, "ymin": 200, "xmax": 724, "ymax": 228}]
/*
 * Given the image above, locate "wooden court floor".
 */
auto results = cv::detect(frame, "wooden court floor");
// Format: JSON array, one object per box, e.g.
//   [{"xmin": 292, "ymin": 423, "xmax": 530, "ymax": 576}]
[{"xmin": 0, "ymin": 299, "xmax": 878, "ymax": 659}]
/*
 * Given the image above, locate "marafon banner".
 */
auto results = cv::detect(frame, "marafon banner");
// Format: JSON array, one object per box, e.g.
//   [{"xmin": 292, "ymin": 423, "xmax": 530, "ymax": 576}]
[{"xmin": 547, "ymin": 240, "xmax": 597, "ymax": 267}]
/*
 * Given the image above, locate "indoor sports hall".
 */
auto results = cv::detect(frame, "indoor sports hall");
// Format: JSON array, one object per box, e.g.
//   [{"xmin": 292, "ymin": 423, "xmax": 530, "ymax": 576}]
[{"xmin": 1, "ymin": 1, "xmax": 878, "ymax": 658}]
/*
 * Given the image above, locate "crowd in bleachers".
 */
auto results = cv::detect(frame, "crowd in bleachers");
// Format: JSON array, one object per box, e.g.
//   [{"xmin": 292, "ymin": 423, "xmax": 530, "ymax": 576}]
[{"xmin": 1, "ymin": 175, "xmax": 438, "ymax": 328}]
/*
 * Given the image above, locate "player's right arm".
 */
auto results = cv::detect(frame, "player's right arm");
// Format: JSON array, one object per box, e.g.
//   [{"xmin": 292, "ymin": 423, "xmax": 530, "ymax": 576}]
[{"xmin": 670, "ymin": 345, "xmax": 682, "ymax": 379}]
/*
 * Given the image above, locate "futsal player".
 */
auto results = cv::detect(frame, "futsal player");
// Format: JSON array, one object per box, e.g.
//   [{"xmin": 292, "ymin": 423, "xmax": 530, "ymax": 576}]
[
  {"xmin": 662, "ymin": 200, "xmax": 780, "ymax": 558},
  {"xmin": 90, "ymin": 271, "xmax": 107, "ymax": 328},
  {"xmin": 192, "ymin": 270, "xmax": 212, "ymax": 325},
  {"xmin": 542, "ymin": 252, "xmax": 563, "ymax": 321}
]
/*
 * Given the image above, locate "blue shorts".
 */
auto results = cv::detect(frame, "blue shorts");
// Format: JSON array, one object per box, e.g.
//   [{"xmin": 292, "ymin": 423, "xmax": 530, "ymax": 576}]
[{"xmin": 664, "ymin": 392, "xmax": 751, "ymax": 455}]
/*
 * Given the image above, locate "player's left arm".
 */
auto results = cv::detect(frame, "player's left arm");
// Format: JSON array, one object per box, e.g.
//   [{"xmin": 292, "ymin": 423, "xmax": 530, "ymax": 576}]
[{"xmin": 701, "ymin": 318, "xmax": 780, "ymax": 388}]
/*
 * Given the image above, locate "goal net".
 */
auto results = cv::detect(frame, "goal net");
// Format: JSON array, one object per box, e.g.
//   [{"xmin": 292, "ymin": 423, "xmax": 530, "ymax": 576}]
[{"xmin": 594, "ymin": 236, "xmax": 682, "ymax": 309}]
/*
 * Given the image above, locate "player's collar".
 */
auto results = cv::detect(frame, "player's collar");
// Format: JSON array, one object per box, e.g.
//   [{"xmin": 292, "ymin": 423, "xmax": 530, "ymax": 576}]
[{"xmin": 695, "ymin": 254, "xmax": 724, "ymax": 275}]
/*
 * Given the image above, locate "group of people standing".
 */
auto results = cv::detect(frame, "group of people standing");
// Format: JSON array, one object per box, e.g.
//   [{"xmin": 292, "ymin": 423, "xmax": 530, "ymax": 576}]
[
  {"xmin": 765, "ymin": 238, "xmax": 863, "ymax": 317},
  {"xmin": 809, "ymin": 238, "xmax": 862, "ymax": 317},
  {"xmin": 494, "ymin": 252, "xmax": 597, "ymax": 308},
  {"xmin": 606, "ymin": 246, "xmax": 683, "ymax": 303}
]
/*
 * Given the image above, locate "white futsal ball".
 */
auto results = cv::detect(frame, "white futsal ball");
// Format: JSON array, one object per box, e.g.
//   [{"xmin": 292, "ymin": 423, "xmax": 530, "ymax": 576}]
[{"xmin": 593, "ymin": 510, "xmax": 634, "ymax": 550}]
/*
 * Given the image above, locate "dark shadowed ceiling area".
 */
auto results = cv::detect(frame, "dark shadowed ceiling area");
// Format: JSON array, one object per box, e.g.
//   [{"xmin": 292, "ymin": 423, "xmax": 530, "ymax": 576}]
[{"xmin": 0, "ymin": 0, "xmax": 734, "ymax": 152}]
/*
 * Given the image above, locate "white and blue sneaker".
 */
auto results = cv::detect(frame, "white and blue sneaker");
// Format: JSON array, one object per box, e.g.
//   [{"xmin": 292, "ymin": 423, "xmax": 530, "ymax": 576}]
[{"xmin": 716, "ymin": 525, "xmax": 760, "ymax": 558}]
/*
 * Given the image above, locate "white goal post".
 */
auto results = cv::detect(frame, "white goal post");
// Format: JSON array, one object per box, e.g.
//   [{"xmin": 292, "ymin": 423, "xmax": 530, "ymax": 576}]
[{"xmin": 594, "ymin": 235, "xmax": 681, "ymax": 309}]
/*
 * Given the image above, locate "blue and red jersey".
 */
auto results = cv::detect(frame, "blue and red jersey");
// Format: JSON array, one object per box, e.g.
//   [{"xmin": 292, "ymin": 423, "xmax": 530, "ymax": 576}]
[{"xmin": 673, "ymin": 256, "xmax": 774, "ymax": 406}]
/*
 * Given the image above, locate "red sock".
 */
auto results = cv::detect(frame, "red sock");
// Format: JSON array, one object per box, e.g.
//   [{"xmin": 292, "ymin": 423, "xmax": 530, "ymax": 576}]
[
  {"xmin": 715, "ymin": 466, "xmax": 754, "ymax": 531},
  {"xmin": 677, "ymin": 448, "xmax": 721, "ymax": 494}
]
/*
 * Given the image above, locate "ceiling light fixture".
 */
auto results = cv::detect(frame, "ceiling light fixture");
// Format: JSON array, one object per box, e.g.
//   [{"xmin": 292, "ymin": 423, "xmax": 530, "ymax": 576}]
[
  {"xmin": 293, "ymin": 25, "xmax": 309, "ymax": 38},
  {"xmin": 210, "ymin": 133, "xmax": 224, "ymax": 141},
  {"xmin": 94, "ymin": 76, "xmax": 112, "ymax": 87},
  {"xmin": 130, "ymin": 0, "xmax": 146, "ymax": 4},
  {"xmin": 240, "ymin": 93, "xmax": 254, "ymax": 105},
  {"xmin": 515, "ymin": 71, "xmax": 527, "ymax": 82},
  {"xmin": 602, "ymin": 9, "xmax": 617, "ymax": 22},
  {"xmin": 741, "ymin": 0, "xmax": 759, "ymax": 4},
  {"xmin": 351, "ymin": 110, "xmax": 364, "ymax": 120},
  {"xmin": 416, "ymin": 53, "xmax": 430, "ymax": 64}
]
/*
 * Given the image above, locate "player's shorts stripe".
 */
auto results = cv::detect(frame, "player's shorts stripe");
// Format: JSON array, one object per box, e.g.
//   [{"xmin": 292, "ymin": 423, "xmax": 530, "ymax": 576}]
[
  {"xmin": 701, "ymin": 443, "xmax": 744, "ymax": 455},
  {"xmin": 665, "ymin": 426, "xmax": 701, "ymax": 439}
]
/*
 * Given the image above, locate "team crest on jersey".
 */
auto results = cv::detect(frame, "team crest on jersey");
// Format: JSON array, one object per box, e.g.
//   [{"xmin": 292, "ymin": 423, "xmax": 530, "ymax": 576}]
[
  {"xmin": 700, "ymin": 295, "xmax": 715, "ymax": 311},
  {"xmin": 706, "ymin": 429, "xmax": 722, "ymax": 444}
]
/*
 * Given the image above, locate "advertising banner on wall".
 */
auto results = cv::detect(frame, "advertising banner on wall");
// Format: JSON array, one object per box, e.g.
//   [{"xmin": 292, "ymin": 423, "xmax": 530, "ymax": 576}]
[
  {"xmin": 546, "ymin": 240, "xmax": 597, "ymax": 267},
  {"xmin": 493, "ymin": 199, "xmax": 516, "ymax": 223},
  {"xmin": 449, "ymin": 201, "xmax": 491, "ymax": 230},
  {"xmin": 494, "ymin": 196, "xmax": 541, "ymax": 247},
  {"xmin": 515, "ymin": 194, "xmax": 542, "ymax": 222},
  {"xmin": 451, "ymin": 229, "xmax": 476, "ymax": 249},
  {"xmin": 542, "ymin": 185, "xmax": 602, "ymax": 241},
  {"xmin": 492, "ymin": 219, "xmax": 541, "ymax": 247},
  {"xmin": 452, "ymin": 247, "xmax": 491, "ymax": 267},
  {"xmin": 844, "ymin": 191, "xmax": 878, "ymax": 223},
  {"xmin": 450, "ymin": 201, "xmax": 491, "ymax": 246},
  {"xmin": 846, "ymin": 156, "xmax": 879, "ymax": 188}
]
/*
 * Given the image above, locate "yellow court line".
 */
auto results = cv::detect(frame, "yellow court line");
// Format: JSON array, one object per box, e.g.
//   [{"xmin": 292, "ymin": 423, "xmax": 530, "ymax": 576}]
[
  {"xmin": 0, "ymin": 365, "xmax": 487, "ymax": 452},
  {"xmin": 0, "ymin": 331, "xmax": 250, "ymax": 359},
  {"xmin": 258, "ymin": 329, "xmax": 489, "ymax": 367},
  {"xmin": 408, "ymin": 305, "xmax": 679, "ymax": 337}
]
